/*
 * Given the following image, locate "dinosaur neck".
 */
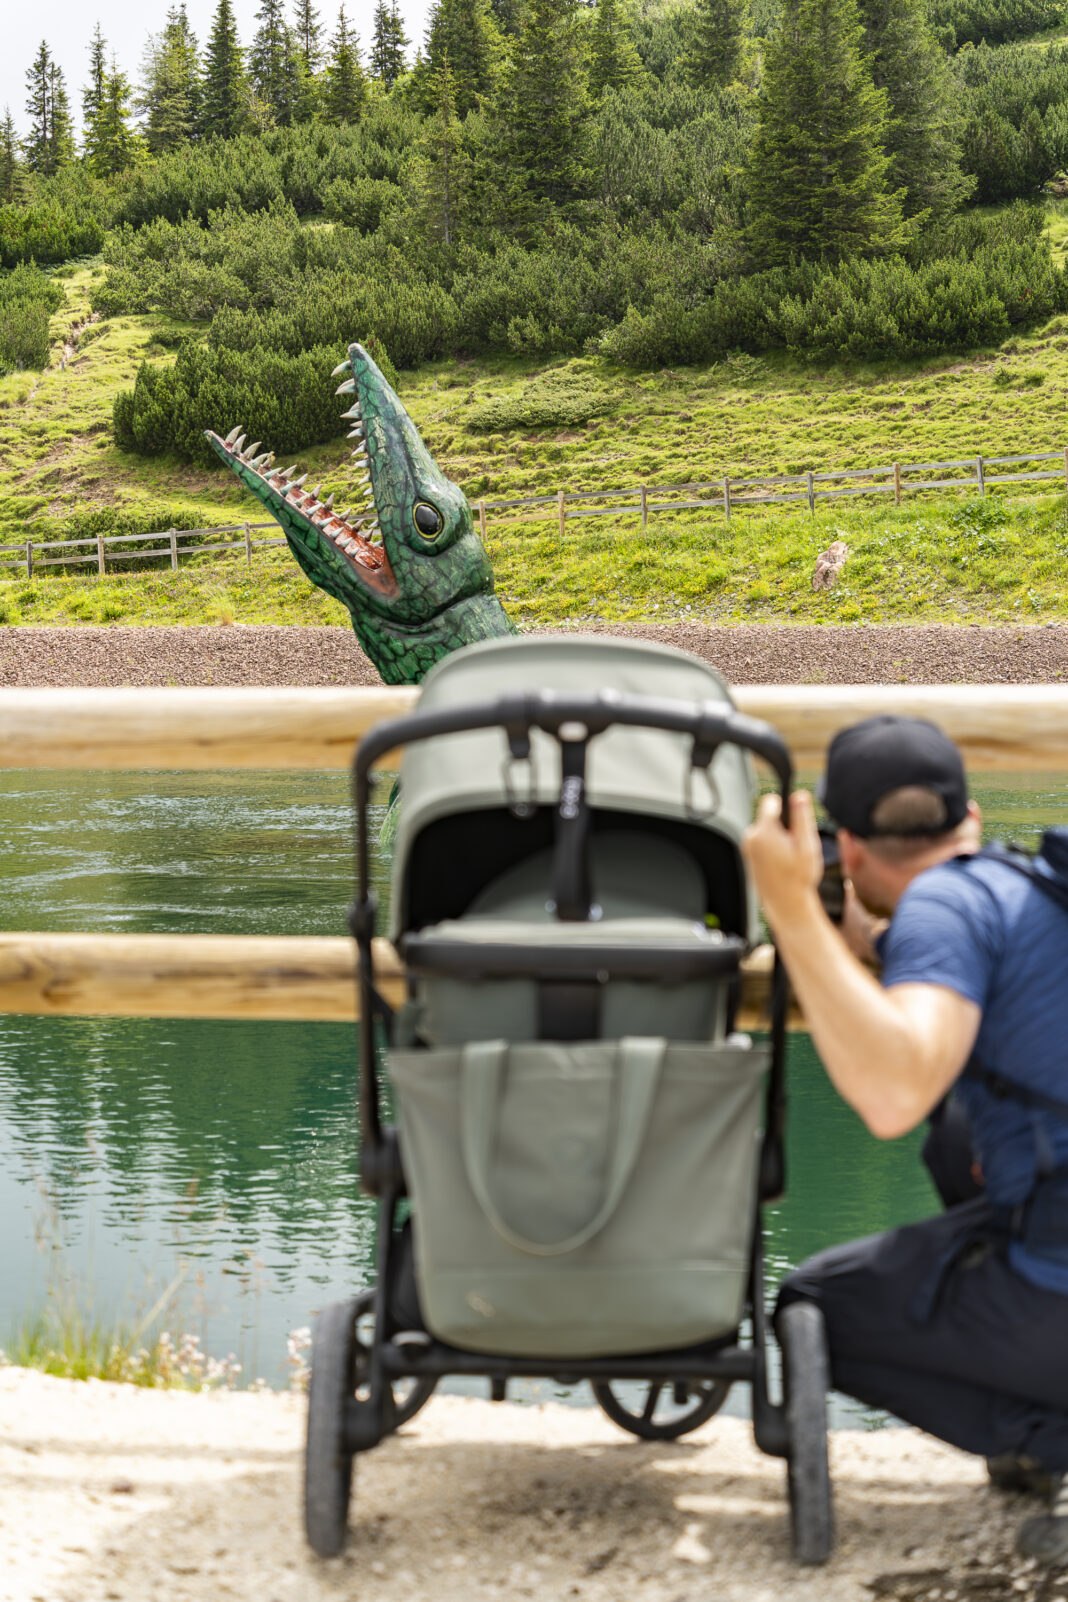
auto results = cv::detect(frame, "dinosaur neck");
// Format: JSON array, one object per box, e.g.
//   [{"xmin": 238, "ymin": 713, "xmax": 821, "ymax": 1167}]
[{"xmin": 347, "ymin": 593, "xmax": 516, "ymax": 684}]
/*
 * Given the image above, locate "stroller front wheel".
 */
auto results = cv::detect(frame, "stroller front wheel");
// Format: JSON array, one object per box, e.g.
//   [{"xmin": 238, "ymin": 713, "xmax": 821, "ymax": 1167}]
[
  {"xmin": 779, "ymin": 1299, "xmax": 834, "ymax": 1565},
  {"xmin": 304, "ymin": 1298, "xmax": 358, "ymax": 1558},
  {"xmin": 592, "ymin": 1377, "xmax": 731, "ymax": 1441}
]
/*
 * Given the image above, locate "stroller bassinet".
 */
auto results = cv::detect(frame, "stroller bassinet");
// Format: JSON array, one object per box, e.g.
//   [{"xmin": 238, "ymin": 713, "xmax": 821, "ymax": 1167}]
[{"xmin": 305, "ymin": 635, "xmax": 833, "ymax": 1565}]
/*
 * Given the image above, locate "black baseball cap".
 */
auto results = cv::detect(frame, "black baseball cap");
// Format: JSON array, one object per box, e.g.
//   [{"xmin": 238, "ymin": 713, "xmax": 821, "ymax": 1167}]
[{"xmin": 818, "ymin": 715, "xmax": 968, "ymax": 838}]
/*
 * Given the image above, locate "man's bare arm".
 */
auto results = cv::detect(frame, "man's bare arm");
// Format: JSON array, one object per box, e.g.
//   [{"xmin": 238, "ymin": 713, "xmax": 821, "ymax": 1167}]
[{"xmin": 743, "ymin": 791, "xmax": 981, "ymax": 1140}]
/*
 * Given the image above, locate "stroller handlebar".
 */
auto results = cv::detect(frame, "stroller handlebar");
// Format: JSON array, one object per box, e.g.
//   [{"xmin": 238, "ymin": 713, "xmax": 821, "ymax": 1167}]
[{"xmin": 353, "ymin": 688, "xmax": 793, "ymax": 813}]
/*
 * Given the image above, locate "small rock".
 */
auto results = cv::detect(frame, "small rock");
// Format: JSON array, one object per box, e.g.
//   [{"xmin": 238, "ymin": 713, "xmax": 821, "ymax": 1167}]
[{"xmin": 109, "ymin": 1478, "xmax": 134, "ymax": 1495}]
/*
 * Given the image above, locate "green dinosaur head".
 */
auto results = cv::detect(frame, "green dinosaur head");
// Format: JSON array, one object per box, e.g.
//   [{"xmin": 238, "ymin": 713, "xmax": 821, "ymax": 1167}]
[{"xmin": 205, "ymin": 342, "xmax": 512, "ymax": 683}]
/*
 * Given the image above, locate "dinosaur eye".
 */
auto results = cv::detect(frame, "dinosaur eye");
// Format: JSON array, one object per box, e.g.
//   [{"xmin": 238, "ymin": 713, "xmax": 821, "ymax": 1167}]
[{"xmin": 413, "ymin": 502, "xmax": 443, "ymax": 539}]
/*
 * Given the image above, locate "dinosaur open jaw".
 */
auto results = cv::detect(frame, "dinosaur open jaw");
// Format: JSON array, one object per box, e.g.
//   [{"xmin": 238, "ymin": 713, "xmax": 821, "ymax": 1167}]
[{"xmin": 205, "ymin": 425, "xmax": 397, "ymax": 596}]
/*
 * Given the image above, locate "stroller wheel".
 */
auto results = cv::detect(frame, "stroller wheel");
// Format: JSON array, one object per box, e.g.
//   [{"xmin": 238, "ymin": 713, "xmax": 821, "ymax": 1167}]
[
  {"xmin": 352, "ymin": 1290, "xmax": 438, "ymax": 1428},
  {"xmin": 779, "ymin": 1300, "xmax": 834, "ymax": 1565},
  {"xmin": 591, "ymin": 1378, "xmax": 731, "ymax": 1441},
  {"xmin": 304, "ymin": 1298, "xmax": 358, "ymax": 1558}
]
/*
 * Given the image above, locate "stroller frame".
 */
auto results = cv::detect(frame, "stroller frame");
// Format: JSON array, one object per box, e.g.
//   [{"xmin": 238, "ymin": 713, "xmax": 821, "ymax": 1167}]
[{"xmin": 304, "ymin": 687, "xmax": 834, "ymax": 1566}]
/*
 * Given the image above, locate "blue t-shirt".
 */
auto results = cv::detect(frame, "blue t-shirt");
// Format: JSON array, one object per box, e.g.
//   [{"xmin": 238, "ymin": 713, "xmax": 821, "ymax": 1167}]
[{"xmin": 880, "ymin": 852, "xmax": 1068, "ymax": 1294}]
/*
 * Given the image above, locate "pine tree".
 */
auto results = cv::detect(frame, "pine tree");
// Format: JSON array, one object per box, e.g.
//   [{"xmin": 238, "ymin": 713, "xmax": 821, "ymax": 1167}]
[
  {"xmin": 83, "ymin": 23, "xmax": 108, "ymax": 131},
  {"xmin": 506, "ymin": 0, "xmax": 588, "ymax": 209},
  {"xmin": 201, "ymin": 0, "xmax": 248, "ymax": 138},
  {"xmin": 425, "ymin": 0, "xmax": 502, "ymax": 115},
  {"xmin": 141, "ymin": 5, "xmax": 202, "ymax": 152},
  {"xmin": 370, "ymin": 0, "xmax": 408, "ymax": 86},
  {"xmin": 323, "ymin": 4, "xmax": 367, "ymax": 122},
  {"xmin": 859, "ymin": 0, "xmax": 971, "ymax": 219},
  {"xmin": 689, "ymin": 0, "xmax": 747, "ymax": 87},
  {"xmin": 46, "ymin": 64, "xmax": 76, "ymax": 172},
  {"xmin": 0, "ymin": 108, "xmax": 23, "ymax": 203},
  {"xmin": 489, "ymin": 0, "xmax": 523, "ymax": 33},
  {"xmin": 250, "ymin": 0, "xmax": 292, "ymax": 120},
  {"xmin": 24, "ymin": 45, "xmax": 75, "ymax": 176},
  {"xmin": 588, "ymin": 0, "xmax": 644, "ymax": 98},
  {"xmin": 86, "ymin": 61, "xmax": 141, "ymax": 176},
  {"xmin": 747, "ymin": 0, "xmax": 907, "ymax": 265},
  {"xmin": 420, "ymin": 54, "xmax": 466, "ymax": 241},
  {"xmin": 293, "ymin": 0, "xmax": 324, "ymax": 72}
]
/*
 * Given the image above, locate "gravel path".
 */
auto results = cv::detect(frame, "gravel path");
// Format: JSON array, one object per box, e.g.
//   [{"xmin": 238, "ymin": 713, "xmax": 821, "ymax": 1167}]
[
  {"xmin": 2, "ymin": 622, "xmax": 1068, "ymax": 685},
  {"xmin": 1, "ymin": 1369, "xmax": 1057, "ymax": 1602}
]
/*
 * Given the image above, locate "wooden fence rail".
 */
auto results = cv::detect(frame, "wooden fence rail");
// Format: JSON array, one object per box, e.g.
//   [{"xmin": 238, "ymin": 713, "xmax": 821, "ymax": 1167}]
[
  {"xmin": 0, "ymin": 931, "xmax": 790, "ymax": 1030},
  {"xmin": 476, "ymin": 446, "xmax": 1068, "ymax": 536},
  {"xmin": 0, "ymin": 685, "xmax": 1066, "ymax": 772},
  {"xmin": 4, "ymin": 445, "xmax": 1068, "ymax": 579}
]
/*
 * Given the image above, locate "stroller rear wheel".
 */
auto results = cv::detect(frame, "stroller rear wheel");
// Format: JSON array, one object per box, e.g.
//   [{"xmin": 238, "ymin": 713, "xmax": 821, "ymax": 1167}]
[
  {"xmin": 304, "ymin": 1298, "xmax": 358, "ymax": 1558},
  {"xmin": 779, "ymin": 1299, "xmax": 833, "ymax": 1565},
  {"xmin": 592, "ymin": 1378, "xmax": 731, "ymax": 1441}
]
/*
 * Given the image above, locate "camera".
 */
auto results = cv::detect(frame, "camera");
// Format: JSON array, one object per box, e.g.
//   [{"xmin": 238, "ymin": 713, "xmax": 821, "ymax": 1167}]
[{"xmin": 818, "ymin": 825, "xmax": 845, "ymax": 924}]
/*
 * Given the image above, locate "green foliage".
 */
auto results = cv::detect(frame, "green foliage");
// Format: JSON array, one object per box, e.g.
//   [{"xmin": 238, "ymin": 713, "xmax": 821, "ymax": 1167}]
[
  {"xmin": 505, "ymin": 0, "xmax": 589, "ymax": 213},
  {"xmin": 422, "ymin": 0, "xmax": 503, "ymax": 116},
  {"xmin": 201, "ymin": 0, "xmax": 249, "ymax": 140},
  {"xmin": 85, "ymin": 66, "xmax": 143, "ymax": 178},
  {"xmin": 861, "ymin": 0, "xmax": 972, "ymax": 220},
  {"xmin": 747, "ymin": 0, "xmax": 909, "ymax": 265},
  {"xmin": 23, "ymin": 42, "xmax": 75, "ymax": 177},
  {"xmin": 322, "ymin": 5, "xmax": 368, "ymax": 124},
  {"xmin": 113, "ymin": 338, "xmax": 353, "ymax": 462},
  {"xmin": 957, "ymin": 43, "xmax": 1068, "ymax": 203},
  {"xmin": 589, "ymin": 0, "xmax": 646, "ymax": 98},
  {"xmin": 141, "ymin": 6, "xmax": 203, "ymax": 153},
  {"xmin": 689, "ymin": 0, "xmax": 748, "ymax": 87},
  {"xmin": 0, "ymin": 194, "xmax": 105, "ymax": 268},
  {"xmin": 930, "ymin": 0, "xmax": 1065, "ymax": 50},
  {"xmin": 0, "ymin": 261, "xmax": 62, "ymax": 373},
  {"xmin": 370, "ymin": 0, "xmax": 409, "ymax": 86},
  {"xmin": 466, "ymin": 378, "xmax": 609, "ymax": 431}
]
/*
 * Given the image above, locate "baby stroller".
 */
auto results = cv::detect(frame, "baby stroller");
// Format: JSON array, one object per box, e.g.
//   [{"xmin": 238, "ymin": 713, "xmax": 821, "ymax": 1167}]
[{"xmin": 305, "ymin": 635, "xmax": 833, "ymax": 1565}]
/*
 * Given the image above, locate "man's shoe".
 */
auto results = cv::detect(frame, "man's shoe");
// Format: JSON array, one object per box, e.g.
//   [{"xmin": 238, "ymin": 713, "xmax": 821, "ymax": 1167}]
[
  {"xmin": 988, "ymin": 1454, "xmax": 1055, "ymax": 1496},
  {"xmin": 1018, "ymin": 1472, "xmax": 1068, "ymax": 1565}
]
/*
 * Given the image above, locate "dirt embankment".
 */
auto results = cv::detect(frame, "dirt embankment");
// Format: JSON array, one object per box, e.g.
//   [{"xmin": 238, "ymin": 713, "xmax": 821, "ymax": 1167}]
[
  {"xmin": 1, "ymin": 622, "xmax": 1068, "ymax": 686},
  {"xmin": 0, "ymin": 1369, "xmax": 1058, "ymax": 1602}
]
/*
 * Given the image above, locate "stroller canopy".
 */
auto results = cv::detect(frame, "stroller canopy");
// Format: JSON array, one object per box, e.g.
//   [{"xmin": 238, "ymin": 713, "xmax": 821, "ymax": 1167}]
[{"xmin": 389, "ymin": 634, "xmax": 760, "ymax": 944}]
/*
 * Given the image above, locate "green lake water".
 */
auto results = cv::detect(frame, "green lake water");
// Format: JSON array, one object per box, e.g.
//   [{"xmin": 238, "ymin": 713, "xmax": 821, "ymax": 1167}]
[{"xmin": 0, "ymin": 768, "xmax": 1062, "ymax": 1410}]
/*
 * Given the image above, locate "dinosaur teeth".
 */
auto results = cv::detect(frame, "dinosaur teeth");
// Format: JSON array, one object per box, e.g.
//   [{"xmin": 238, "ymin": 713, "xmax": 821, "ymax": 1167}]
[
  {"xmin": 224, "ymin": 425, "xmax": 243, "ymax": 446},
  {"xmin": 335, "ymin": 379, "xmax": 356, "ymax": 396},
  {"xmin": 331, "ymin": 360, "xmax": 351, "ymax": 378},
  {"xmin": 234, "ymin": 435, "xmax": 246, "ymax": 454},
  {"xmin": 293, "ymin": 474, "xmax": 309, "ymax": 487},
  {"xmin": 324, "ymin": 493, "xmax": 335, "ymax": 510},
  {"xmin": 347, "ymin": 428, "xmax": 364, "ymax": 440},
  {"xmin": 248, "ymin": 442, "xmax": 261, "ymax": 458},
  {"xmin": 282, "ymin": 466, "xmax": 296, "ymax": 480},
  {"xmin": 341, "ymin": 405, "xmax": 362, "ymax": 421},
  {"xmin": 251, "ymin": 453, "xmax": 270, "ymax": 468}
]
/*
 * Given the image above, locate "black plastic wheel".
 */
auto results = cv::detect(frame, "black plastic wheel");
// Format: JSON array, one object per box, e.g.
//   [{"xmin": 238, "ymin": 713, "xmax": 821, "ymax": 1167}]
[
  {"xmin": 351, "ymin": 1290, "xmax": 438, "ymax": 1428},
  {"xmin": 592, "ymin": 1377, "xmax": 731, "ymax": 1441},
  {"xmin": 779, "ymin": 1300, "xmax": 834, "ymax": 1565},
  {"xmin": 304, "ymin": 1298, "xmax": 358, "ymax": 1558}
]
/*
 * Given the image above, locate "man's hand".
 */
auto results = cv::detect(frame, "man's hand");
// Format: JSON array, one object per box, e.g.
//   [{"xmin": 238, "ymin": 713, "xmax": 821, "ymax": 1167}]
[{"xmin": 742, "ymin": 789, "xmax": 824, "ymax": 929}]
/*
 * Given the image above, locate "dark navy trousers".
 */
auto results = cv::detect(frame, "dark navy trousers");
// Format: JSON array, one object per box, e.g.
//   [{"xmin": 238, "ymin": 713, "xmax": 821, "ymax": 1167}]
[{"xmin": 777, "ymin": 1195, "xmax": 1068, "ymax": 1469}]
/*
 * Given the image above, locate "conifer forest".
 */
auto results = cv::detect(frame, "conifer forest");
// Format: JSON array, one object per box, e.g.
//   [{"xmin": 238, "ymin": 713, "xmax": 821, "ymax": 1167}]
[{"xmin": 3, "ymin": 0, "xmax": 1068, "ymax": 466}]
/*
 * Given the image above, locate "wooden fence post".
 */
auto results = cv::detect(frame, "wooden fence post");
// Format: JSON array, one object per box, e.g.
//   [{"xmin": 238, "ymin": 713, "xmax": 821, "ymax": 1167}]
[
  {"xmin": 894, "ymin": 463, "xmax": 902, "ymax": 506},
  {"xmin": 96, "ymin": 530, "xmax": 105, "ymax": 576},
  {"xmin": 976, "ymin": 456, "xmax": 986, "ymax": 497},
  {"xmin": 558, "ymin": 489, "xmax": 566, "ymax": 539},
  {"xmin": 244, "ymin": 524, "xmax": 252, "ymax": 567},
  {"xmin": 169, "ymin": 528, "xmax": 178, "ymax": 573},
  {"xmin": 806, "ymin": 471, "xmax": 815, "ymax": 514},
  {"xmin": 478, "ymin": 499, "xmax": 487, "ymax": 540},
  {"xmin": 640, "ymin": 485, "xmax": 648, "ymax": 531},
  {"xmin": 723, "ymin": 476, "xmax": 732, "ymax": 521},
  {"xmin": 24, "ymin": 542, "xmax": 33, "ymax": 581}
]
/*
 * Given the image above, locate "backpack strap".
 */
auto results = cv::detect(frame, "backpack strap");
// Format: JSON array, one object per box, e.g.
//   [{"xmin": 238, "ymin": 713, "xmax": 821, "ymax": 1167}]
[{"xmin": 978, "ymin": 840, "xmax": 1068, "ymax": 919}]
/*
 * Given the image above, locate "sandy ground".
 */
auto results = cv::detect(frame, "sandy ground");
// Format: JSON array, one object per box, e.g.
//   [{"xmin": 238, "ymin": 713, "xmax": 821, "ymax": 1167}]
[
  {"xmin": 1, "ymin": 1368, "xmax": 1061, "ymax": 1602},
  {"xmin": 2, "ymin": 622, "xmax": 1068, "ymax": 685}
]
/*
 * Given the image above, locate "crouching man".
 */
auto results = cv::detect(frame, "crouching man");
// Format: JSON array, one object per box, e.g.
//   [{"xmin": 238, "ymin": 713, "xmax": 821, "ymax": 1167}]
[{"xmin": 743, "ymin": 715, "xmax": 1068, "ymax": 1564}]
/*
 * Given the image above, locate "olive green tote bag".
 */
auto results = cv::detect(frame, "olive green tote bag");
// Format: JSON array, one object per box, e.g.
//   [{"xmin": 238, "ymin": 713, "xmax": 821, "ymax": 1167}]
[{"xmin": 391, "ymin": 1036, "xmax": 768, "ymax": 1358}]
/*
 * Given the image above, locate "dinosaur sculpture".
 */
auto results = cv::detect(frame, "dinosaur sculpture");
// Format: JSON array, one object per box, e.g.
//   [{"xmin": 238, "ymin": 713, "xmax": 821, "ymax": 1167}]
[{"xmin": 205, "ymin": 342, "xmax": 514, "ymax": 684}]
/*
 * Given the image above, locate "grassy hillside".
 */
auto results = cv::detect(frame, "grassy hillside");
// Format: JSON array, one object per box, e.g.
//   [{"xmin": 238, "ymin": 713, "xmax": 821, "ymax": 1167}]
[{"xmin": 4, "ymin": 246, "xmax": 1068, "ymax": 628}]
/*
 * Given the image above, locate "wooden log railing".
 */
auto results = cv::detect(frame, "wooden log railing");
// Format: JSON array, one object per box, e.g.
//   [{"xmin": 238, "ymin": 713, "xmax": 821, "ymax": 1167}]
[
  {"xmin": 0, "ymin": 933, "xmax": 791, "ymax": 1032},
  {"xmin": 1, "ymin": 684, "xmax": 1068, "ymax": 771},
  {"xmin": 0, "ymin": 683, "xmax": 1063, "ymax": 1024}
]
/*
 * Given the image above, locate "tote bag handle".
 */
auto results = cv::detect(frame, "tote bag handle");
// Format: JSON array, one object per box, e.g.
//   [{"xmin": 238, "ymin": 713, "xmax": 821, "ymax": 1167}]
[{"xmin": 460, "ymin": 1037, "xmax": 665, "ymax": 1258}]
